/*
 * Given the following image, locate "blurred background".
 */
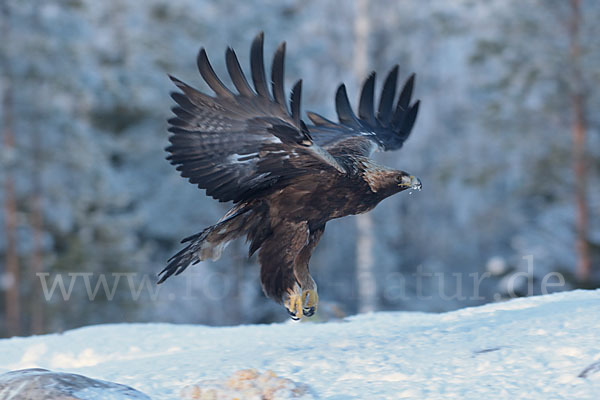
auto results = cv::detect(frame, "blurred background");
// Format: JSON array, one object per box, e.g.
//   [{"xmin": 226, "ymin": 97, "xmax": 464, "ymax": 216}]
[{"xmin": 0, "ymin": 0, "xmax": 598, "ymax": 338}]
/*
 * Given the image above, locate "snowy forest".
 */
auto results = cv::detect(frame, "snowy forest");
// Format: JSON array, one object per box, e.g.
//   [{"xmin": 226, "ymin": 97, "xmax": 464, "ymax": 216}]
[{"xmin": 1, "ymin": 0, "xmax": 599, "ymax": 338}]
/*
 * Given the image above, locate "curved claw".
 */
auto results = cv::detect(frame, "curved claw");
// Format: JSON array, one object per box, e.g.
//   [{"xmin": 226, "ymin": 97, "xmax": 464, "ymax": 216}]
[
  {"xmin": 288, "ymin": 310, "xmax": 300, "ymax": 320},
  {"xmin": 303, "ymin": 307, "xmax": 315, "ymax": 317}
]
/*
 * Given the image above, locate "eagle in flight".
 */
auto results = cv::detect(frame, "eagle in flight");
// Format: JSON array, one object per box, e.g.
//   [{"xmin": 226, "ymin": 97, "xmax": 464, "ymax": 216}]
[{"xmin": 158, "ymin": 32, "xmax": 421, "ymax": 320}]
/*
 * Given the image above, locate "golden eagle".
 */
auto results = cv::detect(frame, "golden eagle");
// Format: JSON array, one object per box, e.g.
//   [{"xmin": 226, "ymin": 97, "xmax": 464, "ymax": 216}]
[{"xmin": 158, "ymin": 33, "xmax": 421, "ymax": 320}]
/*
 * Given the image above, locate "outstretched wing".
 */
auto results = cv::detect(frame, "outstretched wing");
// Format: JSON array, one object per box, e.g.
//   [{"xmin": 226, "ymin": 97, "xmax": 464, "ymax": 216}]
[
  {"xmin": 307, "ymin": 66, "xmax": 420, "ymax": 157},
  {"xmin": 167, "ymin": 32, "xmax": 345, "ymax": 203}
]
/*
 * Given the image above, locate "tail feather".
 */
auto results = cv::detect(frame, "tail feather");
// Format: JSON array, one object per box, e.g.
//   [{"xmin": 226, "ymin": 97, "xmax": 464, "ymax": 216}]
[
  {"xmin": 157, "ymin": 229, "xmax": 209, "ymax": 284},
  {"xmin": 157, "ymin": 237, "xmax": 200, "ymax": 284},
  {"xmin": 158, "ymin": 203, "xmax": 263, "ymax": 283}
]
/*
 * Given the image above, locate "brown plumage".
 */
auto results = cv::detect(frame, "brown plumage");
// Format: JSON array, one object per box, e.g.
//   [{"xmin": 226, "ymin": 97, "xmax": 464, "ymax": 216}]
[{"xmin": 158, "ymin": 32, "xmax": 422, "ymax": 319}]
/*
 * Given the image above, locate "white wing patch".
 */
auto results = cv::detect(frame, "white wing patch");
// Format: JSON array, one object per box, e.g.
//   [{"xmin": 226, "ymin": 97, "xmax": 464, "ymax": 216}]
[
  {"xmin": 228, "ymin": 153, "xmax": 258, "ymax": 164},
  {"xmin": 267, "ymin": 136, "xmax": 282, "ymax": 144}
]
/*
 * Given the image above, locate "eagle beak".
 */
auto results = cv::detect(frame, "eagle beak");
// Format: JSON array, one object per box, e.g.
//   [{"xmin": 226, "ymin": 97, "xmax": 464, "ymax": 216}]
[{"xmin": 399, "ymin": 175, "xmax": 422, "ymax": 191}]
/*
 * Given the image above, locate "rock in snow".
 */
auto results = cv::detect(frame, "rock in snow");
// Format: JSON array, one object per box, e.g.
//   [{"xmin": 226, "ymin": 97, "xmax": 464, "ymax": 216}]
[
  {"xmin": 180, "ymin": 368, "xmax": 314, "ymax": 399},
  {"xmin": 0, "ymin": 368, "xmax": 150, "ymax": 399},
  {"xmin": 0, "ymin": 290, "xmax": 599, "ymax": 399}
]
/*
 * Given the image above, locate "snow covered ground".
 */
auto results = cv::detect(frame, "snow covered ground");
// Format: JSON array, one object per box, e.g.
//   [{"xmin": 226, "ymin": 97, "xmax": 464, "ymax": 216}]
[{"xmin": 1, "ymin": 290, "xmax": 599, "ymax": 399}]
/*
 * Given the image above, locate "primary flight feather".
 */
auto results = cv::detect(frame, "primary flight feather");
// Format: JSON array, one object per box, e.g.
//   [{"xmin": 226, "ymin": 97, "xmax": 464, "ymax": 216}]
[{"xmin": 158, "ymin": 32, "xmax": 421, "ymax": 320}]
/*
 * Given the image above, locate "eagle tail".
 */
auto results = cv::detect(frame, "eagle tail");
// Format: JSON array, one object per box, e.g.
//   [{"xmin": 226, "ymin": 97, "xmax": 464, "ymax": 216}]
[{"xmin": 157, "ymin": 204, "xmax": 257, "ymax": 283}]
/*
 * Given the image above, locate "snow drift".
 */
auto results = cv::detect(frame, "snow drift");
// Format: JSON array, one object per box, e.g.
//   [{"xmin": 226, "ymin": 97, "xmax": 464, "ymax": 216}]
[{"xmin": 1, "ymin": 290, "xmax": 598, "ymax": 399}]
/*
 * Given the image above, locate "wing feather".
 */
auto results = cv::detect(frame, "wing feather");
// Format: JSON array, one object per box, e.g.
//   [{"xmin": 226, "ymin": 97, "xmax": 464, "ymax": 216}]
[
  {"xmin": 358, "ymin": 72, "xmax": 376, "ymax": 126},
  {"xmin": 197, "ymin": 49, "xmax": 234, "ymax": 98},
  {"xmin": 335, "ymin": 84, "xmax": 362, "ymax": 130},
  {"xmin": 225, "ymin": 47, "xmax": 254, "ymax": 97},
  {"xmin": 392, "ymin": 73, "xmax": 415, "ymax": 125},
  {"xmin": 377, "ymin": 65, "xmax": 398, "ymax": 124},
  {"xmin": 290, "ymin": 80, "xmax": 302, "ymax": 125},
  {"xmin": 309, "ymin": 67, "xmax": 420, "ymax": 156},
  {"xmin": 271, "ymin": 42, "xmax": 288, "ymax": 110},
  {"xmin": 250, "ymin": 32, "xmax": 270, "ymax": 99},
  {"xmin": 167, "ymin": 33, "xmax": 345, "ymax": 203}
]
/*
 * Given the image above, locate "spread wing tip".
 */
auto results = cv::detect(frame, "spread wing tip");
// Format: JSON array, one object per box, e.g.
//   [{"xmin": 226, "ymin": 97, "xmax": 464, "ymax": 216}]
[
  {"xmin": 358, "ymin": 72, "xmax": 377, "ymax": 125},
  {"xmin": 311, "ymin": 67, "xmax": 419, "ymax": 153}
]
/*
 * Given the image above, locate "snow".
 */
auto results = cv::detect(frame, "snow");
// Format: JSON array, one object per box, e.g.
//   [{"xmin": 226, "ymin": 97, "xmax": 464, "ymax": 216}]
[{"xmin": 1, "ymin": 290, "xmax": 599, "ymax": 399}]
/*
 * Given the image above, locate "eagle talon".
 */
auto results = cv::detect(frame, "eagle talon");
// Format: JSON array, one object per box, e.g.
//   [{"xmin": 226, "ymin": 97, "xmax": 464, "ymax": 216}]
[
  {"xmin": 288, "ymin": 311, "xmax": 300, "ymax": 320},
  {"xmin": 303, "ymin": 307, "xmax": 315, "ymax": 317},
  {"xmin": 284, "ymin": 285, "xmax": 318, "ymax": 320},
  {"xmin": 301, "ymin": 289, "xmax": 318, "ymax": 318},
  {"xmin": 284, "ymin": 284, "xmax": 303, "ymax": 320}
]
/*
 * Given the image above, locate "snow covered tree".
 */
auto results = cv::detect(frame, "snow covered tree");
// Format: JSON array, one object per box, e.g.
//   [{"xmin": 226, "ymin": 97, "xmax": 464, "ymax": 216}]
[
  {"xmin": 353, "ymin": 0, "xmax": 377, "ymax": 314},
  {"xmin": 1, "ymin": 0, "xmax": 21, "ymax": 336}
]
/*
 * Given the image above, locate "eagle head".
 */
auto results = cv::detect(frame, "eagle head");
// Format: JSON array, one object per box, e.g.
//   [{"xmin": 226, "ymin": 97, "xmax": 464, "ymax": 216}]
[
  {"xmin": 363, "ymin": 166, "xmax": 422, "ymax": 198},
  {"xmin": 396, "ymin": 172, "xmax": 422, "ymax": 192}
]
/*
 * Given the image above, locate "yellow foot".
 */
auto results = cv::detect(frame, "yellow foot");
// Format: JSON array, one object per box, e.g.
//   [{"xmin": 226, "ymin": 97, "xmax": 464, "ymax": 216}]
[{"xmin": 283, "ymin": 283, "xmax": 319, "ymax": 320}]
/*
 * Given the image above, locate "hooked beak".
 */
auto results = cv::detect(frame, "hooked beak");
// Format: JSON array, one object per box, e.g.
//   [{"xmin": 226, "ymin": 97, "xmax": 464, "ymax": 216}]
[{"xmin": 399, "ymin": 175, "xmax": 422, "ymax": 191}]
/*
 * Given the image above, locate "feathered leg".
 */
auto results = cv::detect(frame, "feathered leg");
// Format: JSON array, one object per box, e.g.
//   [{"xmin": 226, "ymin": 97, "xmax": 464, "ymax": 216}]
[
  {"xmin": 291, "ymin": 225, "xmax": 324, "ymax": 317},
  {"xmin": 258, "ymin": 221, "xmax": 324, "ymax": 319}
]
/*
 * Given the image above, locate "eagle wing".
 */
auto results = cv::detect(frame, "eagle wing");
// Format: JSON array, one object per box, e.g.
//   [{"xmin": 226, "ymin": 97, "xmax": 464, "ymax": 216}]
[
  {"xmin": 167, "ymin": 33, "xmax": 345, "ymax": 204},
  {"xmin": 307, "ymin": 66, "xmax": 420, "ymax": 158}
]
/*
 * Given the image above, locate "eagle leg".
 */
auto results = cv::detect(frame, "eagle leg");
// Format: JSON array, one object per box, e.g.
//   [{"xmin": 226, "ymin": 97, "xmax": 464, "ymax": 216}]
[
  {"xmin": 283, "ymin": 282, "xmax": 318, "ymax": 320},
  {"xmin": 301, "ymin": 287, "xmax": 318, "ymax": 317},
  {"xmin": 287, "ymin": 224, "xmax": 323, "ymax": 319},
  {"xmin": 283, "ymin": 283, "xmax": 303, "ymax": 320},
  {"xmin": 258, "ymin": 221, "xmax": 324, "ymax": 320}
]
